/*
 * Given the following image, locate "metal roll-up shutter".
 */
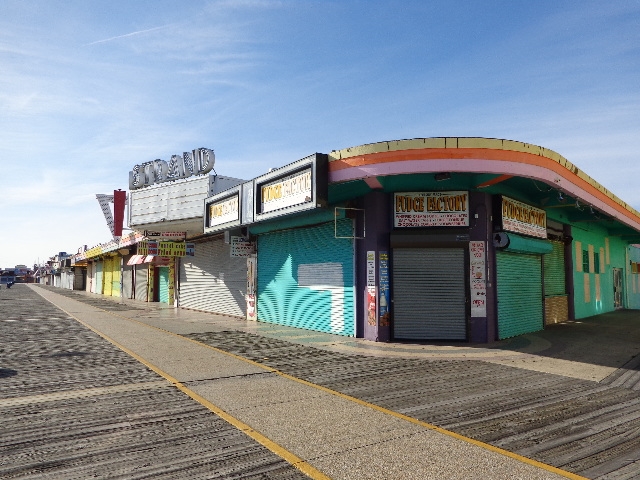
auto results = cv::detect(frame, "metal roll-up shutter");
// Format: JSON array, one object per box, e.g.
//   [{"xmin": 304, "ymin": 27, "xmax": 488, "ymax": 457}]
[
  {"xmin": 158, "ymin": 267, "xmax": 169, "ymax": 303},
  {"xmin": 392, "ymin": 248, "xmax": 467, "ymax": 340},
  {"xmin": 179, "ymin": 238, "xmax": 246, "ymax": 317},
  {"xmin": 87, "ymin": 263, "xmax": 94, "ymax": 292},
  {"xmin": 122, "ymin": 256, "xmax": 133, "ymax": 299},
  {"xmin": 257, "ymin": 219, "xmax": 355, "ymax": 336},
  {"xmin": 134, "ymin": 264, "xmax": 148, "ymax": 301},
  {"xmin": 111, "ymin": 257, "xmax": 121, "ymax": 297},
  {"xmin": 497, "ymin": 251, "xmax": 543, "ymax": 339},
  {"xmin": 544, "ymin": 241, "xmax": 565, "ymax": 295},
  {"xmin": 94, "ymin": 261, "xmax": 103, "ymax": 294},
  {"xmin": 543, "ymin": 240, "xmax": 568, "ymax": 324},
  {"xmin": 103, "ymin": 257, "xmax": 113, "ymax": 296},
  {"xmin": 73, "ymin": 269, "xmax": 85, "ymax": 290}
]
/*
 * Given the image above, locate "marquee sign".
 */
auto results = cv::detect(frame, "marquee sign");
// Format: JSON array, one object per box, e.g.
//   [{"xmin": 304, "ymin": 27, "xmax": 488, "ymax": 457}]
[
  {"xmin": 203, "ymin": 185, "xmax": 242, "ymax": 234},
  {"xmin": 500, "ymin": 196, "xmax": 547, "ymax": 239},
  {"xmin": 129, "ymin": 147, "xmax": 215, "ymax": 190},
  {"xmin": 254, "ymin": 153, "xmax": 328, "ymax": 222},
  {"xmin": 394, "ymin": 191, "xmax": 469, "ymax": 227},
  {"xmin": 261, "ymin": 168, "xmax": 312, "ymax": 214}
]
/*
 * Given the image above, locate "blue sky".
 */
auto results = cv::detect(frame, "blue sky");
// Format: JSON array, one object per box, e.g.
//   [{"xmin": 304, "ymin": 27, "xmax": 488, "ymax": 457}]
[{"xmin": 1, "ymin": 0, "xmax": 639, "ymax": 268}]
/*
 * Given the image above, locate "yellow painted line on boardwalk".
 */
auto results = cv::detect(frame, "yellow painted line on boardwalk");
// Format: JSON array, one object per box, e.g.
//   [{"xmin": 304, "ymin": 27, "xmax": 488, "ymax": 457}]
[
  {"xmin": 39, "ymin": 296, "xmax": 331, "ymax": 480},
  {"xmin": 169, "ymin": 333, "xmax": 589, "ymax": 480},
  {"xmin": 38, "ymin": 287, "xmax": 586, "ymax": 480}
]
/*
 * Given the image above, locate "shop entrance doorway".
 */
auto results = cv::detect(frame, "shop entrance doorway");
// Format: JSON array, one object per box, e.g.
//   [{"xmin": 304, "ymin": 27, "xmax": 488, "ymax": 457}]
[{"xmin": 613, "ymin": 268, "xmax": 624, "ymax": 309}]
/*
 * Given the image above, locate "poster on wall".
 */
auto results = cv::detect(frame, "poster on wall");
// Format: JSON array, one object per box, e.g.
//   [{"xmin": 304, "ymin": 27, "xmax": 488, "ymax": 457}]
[
  {"xmin": 246, "ymin": 255, "xmax": 257, "ymax": 321},
  {"xmin": 501, "ymin": 196, "xmax": 547, "ymax": 239},
  {"xmin": 394, "ymin": 191, "xmax": 469, "ymax": 227},
  {"xmin": 379, "ymin": 251, "xmax": 390, "ymax": 327},
  {"xmin": 231, "ymin": 237, "xmax": 256, "ymax": 257},
  {"xmin": 168, "ymin": 262, "xmax": 175, "ymax": 306},
  {"xmin": 469, "ymin": 241, "xmax": 487, "ymax": 317},
  {"xmin": 366, "ymin": 251, "xmax": 377, "ymax": 326}
]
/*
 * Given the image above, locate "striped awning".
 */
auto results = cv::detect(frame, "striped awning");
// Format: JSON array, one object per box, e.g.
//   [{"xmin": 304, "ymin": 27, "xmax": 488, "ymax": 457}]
[{"xmin": 127, "ymin": 255, "xmax": 145, "ymax": 265}]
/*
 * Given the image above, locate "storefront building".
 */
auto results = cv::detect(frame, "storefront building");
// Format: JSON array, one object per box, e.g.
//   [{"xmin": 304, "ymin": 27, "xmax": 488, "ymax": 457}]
[
  {"xmin": 202, "ymin": 138, "xmax": 640, "ymax": 343},
  {"xmin": 628, "ymin": 245, "xmax": 640, "ymax": 310},
  {"xmin": 203, "ymin": 154, "xmax": 359, "ymax": 335},
  {"xmin": 64, "ymin": 138, "xmax": 640, "ymax": 343},
  {"xmin": 127, "ymin": 147, "xmax": 245, "ymax": 309},
  {"xmin": 331, "ymin": 138, "xmax": 640, "ymax": 342}
]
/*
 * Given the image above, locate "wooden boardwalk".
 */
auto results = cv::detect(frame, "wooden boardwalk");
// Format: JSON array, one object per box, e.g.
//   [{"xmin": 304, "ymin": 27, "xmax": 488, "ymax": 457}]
[
  {"xmin": 187, "ymin": 330, "xmax": 640, "ymax": 479},
  {"xmin": 0, "ymin": 286, "xmax": 309, "ymax": 479}
]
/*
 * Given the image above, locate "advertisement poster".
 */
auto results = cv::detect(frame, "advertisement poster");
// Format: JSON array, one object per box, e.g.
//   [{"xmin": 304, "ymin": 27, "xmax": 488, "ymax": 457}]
[
  {"xmin": 366, "ymin": 251, "xmax": 377, "ymax": 326},
  {"xmin": 378, "ymin": 251, "xmax": 390, "ymax": 327},
  {"xmin": 168, "ymin": 262, "xmax": 175, "ymax": 306},
  {"xmin": 231, "ymin": 237, "xmax": 256, "ymax": 257},
  {"xmin": 469, "ymin": 241, "xmax": 487, "ymax": 317},
  {"xmin": 246, "ymin": 255, "xmax": 257, "ymax": 321},
  {"xmin": 394, "ymin": 191, "xmax": 469, "ymax": 227}
]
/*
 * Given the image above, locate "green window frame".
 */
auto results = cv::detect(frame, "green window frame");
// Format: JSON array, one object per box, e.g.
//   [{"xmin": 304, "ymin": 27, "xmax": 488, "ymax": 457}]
[{"xmin": 582, "ymin": 250, "xmax": 590, "ymax": 273}]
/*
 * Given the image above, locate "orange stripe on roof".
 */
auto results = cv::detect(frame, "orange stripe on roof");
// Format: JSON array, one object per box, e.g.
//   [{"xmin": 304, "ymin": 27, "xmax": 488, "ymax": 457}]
[{"xmin": 329, "ymin": 147, "xmax": 640, "ymax": 229}]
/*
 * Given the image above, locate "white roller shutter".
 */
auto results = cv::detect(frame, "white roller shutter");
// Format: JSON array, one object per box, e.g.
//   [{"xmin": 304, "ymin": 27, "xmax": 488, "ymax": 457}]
[
  {"xmin": 179, "ymin": 238, "xmax": 246, "ymax": 317},
  {"xmin": 134, "ymin": 264, "xmax": 148, "ymax": 302}
]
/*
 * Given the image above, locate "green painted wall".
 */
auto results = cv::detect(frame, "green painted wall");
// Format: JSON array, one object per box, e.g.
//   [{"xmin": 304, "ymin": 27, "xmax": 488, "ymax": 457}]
[
  {"xmin": 570, "ymin": 223, "xmax": 629, "ymax": 318},
  {"xmin": 628, "ymin": 246, "xmax": 640, "ymax": 309}
]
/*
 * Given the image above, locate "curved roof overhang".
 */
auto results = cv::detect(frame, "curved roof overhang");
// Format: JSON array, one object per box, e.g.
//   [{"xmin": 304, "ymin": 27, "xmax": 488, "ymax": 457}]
[{"xmin": 328, "ymin": 137, "xmax": 640, "ymax": 238}]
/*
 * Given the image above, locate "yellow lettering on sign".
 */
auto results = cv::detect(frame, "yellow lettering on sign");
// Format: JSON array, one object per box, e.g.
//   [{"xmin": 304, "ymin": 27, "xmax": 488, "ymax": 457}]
[
  {"xmin": 210, "ymin": 197, "xmax": 238, "ymax": 219},
  {"xmin": 425, "ymin": 194, "xmax": 467, "ymax": 212},
  {"xmin": 262, "ymin": 170, "xmax": 312, "ymax": 205},
  {"xmin": 503, "ymin": 198, "xmax": 546, "ymax": 227}
]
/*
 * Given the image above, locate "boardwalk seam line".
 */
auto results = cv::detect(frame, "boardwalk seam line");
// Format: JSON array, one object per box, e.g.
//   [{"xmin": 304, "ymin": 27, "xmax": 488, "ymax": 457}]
[
  {"xmin": 34, "ymin": 286, "xmax": 588, "ymax": 480},
  {"xmin": 35, "ymin": 290, "xmax": 331, "ymax": 480}
]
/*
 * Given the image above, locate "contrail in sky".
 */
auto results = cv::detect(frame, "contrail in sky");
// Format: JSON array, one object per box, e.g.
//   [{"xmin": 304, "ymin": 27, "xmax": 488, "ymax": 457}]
[{"xmin": 84, "ymin": 25, "xmax": 170, "ymax": 46}]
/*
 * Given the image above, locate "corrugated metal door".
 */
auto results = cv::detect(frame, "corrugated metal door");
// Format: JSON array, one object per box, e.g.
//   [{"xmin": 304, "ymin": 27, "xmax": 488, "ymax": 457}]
[
  {"xmin": 543, "ymin": 240, "xmax": 568, "ymax": 324},
  {"xmin": 257, "ymin": 220, "xmax": 355, "ymax": 336},
  {"xmin": 122, "ymin": 256, "xmax": 133, "ymax": 299},
  {"xmin": 111, "ymin": 257, "xmax": 121, "ymax": 297},
  {"xmin": 95, "ymin": 261, "xmax": 103, "ymax": 294},
  {"xmin": 497, "ymin": 251, "xmax": 543, "ymax": 339},
  {"xmin": 179, "ymin": 238, "xmax": 246, "ymax": 317},
  {"xmin": 158, "ymin": 267, "xmax": 170, "ymax": 303},
  {"xmin": 73, "ymin": 269, "xmax": 85, "ymax": 290},
  {"xmin": 134, "ymin": 264, "xmax": 148, "ymax": 301},
  {"xmin": 103, "ymin": 257, "xmax": 113, "ymax": 296},
  {"xmin": 544, "ymin": 241, "xmax": 565, "ymax": 296},
  {"xmin": 392, "ymin": 248, "xmax": 467, "ymax": 340},
  {"xmin": 87, "ymin": 263, "xmax": 93, "ymax": 292}
]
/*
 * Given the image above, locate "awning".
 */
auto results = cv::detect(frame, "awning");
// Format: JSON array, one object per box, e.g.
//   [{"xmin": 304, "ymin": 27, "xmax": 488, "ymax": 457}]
[
  {"xmin": 127, "ymin": 255, "xmax": 145, "ymax": 265},
  {"xmin": 144, "ymin": 255, "xmax": 171, "ymax": 266}
]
